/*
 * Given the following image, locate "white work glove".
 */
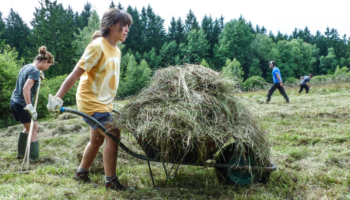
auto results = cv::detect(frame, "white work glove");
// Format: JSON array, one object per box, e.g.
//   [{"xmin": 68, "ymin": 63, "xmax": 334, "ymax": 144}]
[
  {"xmin": 40, "ymin": 70, "xmax": 45, "ymax": 80},
  {"xmin": 24, "ymin": 104, "xmax": 38, "ymax": 121},
  {"xmin": 310, "ymin": 87, "xmax": 313, "ymax": 90},
  {"xmin": 47, "ymin": 94, "xmax": 63, "ymax": 118}
]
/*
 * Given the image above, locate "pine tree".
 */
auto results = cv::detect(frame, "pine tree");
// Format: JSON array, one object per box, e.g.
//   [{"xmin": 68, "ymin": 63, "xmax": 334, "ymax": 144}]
[
  {"xmin": 175, "ymin": 17, "xmax": 185, "ymax": 44},
  {"xmin": 77, "ymin": 2, "xmax": 92, "ymax": 30},
  {"xmin": 275, "ymin": 31, "xmax": 284, "ymax": 43},
  {"xmin": 184, "ymin": 9, "xmax": 199, "ymax": 35},
  {"xmin": 73, "ymin": 10, "xmax": 100, "ymax": 61},
  {"xmin": 159, "ymin": 40, "xmax": 178, "ymax": 66},
  {"xmin": 143, "ymin": 47, "xmax": 161, "ymax": 69},
  {"xmin": 124, "ymin": 6, "xmax": 143, "ymax": 53},
  {"xmin": 209, "ymin": 18, "xmax": 222, "ymax": 57},
  {"xmin": 140, "ymin": 5, "xmax": 166, "ymax": 54},
  {"xmin": 248, "ymin": 21, "xmax": 255, "ymax": 34},
  {"xmin": 302, "ymin": 26, "xmax": 312, "ymax": 44},
  {"xmin": 30, "ymin": 0, "xmax": 77, "ymax": 78},
  {"xmin": 0, "ymin": 12, "xmax": 5, "ymax": 39},
  {"xmin": 167, "ymin": 17, "xmax": 176, "ymax": 41},
  {"xmin": 268, "ymin": 30, "xmax": 275, "ymax": 42},
  {"xmin": 314, "ymin": 30, "xmax": 328, "ymax": 57},
  {"xmin": 201, "ymin": 14, "xmax": 213, "ymax": 42},
  {"xmin": 109, "ymin": 1, "xmax": 116, "ymax": 8},
  {"xmin": 291, "ymin": 28, "xmax": 298, "ymax": 39},
  {"xmin": 255, "ymin": 24, "xmax": 261, "ymax": 34},
  {"xmin": 117, "ymin": 2, "xmax": 124, "ymax": 10},
  {"xmin": 219, "ymin": 15, "xmax": 225, "ymax": 30},
  {"xmin": 3, "ymin": 9, "xmax": 32, "ymax": 60}
]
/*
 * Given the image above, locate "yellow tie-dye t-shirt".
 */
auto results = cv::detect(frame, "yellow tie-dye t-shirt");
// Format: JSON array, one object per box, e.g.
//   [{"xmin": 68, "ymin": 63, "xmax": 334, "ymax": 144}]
[{"xmin": 76, "ymin": 37, "xmax": 121, "ymax": 116}]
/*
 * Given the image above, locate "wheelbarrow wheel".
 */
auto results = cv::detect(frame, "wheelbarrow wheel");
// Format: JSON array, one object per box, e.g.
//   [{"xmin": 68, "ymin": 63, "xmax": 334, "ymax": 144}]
[{"xmin": 215, "ymin": 144, "xmax": 260, "ymax": 186}]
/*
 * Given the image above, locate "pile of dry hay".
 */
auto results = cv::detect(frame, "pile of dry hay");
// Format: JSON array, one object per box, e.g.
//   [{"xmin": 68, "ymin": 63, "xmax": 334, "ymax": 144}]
[{"xmin": 115, "ymin": 65, "xmax": 270, "ymax": 167}]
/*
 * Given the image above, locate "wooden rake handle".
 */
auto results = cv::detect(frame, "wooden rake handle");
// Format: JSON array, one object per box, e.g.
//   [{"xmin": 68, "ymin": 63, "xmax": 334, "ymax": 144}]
[{"xmin": 21, "ymin": 75, "xmax": 42, "ymax": 171}]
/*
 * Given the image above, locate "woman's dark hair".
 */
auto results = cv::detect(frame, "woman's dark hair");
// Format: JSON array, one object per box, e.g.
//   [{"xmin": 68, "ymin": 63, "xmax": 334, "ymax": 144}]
[
  {"xmin": 92, "ymin": 8, "xmax": 133, "ymax": 40},
  {"xmin": 35, "ymin": 46, "xmax": 54, "ymax": 64},
  {"xmin": 309, "ymin": 74, "xmax": 314, "ymax": 77}
]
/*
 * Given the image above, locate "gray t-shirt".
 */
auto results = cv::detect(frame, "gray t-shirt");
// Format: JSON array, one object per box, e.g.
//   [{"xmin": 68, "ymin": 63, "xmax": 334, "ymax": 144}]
[
  {"xmin": 300, "ymin": 76, "xmax": 310, "ymax": 85},
  {"xmin": 11, "ymin": 64, "xmax": 40, "ymax": 106}
]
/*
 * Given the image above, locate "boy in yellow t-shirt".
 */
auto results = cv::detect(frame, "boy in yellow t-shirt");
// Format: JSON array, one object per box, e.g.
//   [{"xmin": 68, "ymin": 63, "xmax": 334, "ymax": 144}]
[{"xmin": 47, "ymin": 8, "xmax": 134, "ymax": 191}]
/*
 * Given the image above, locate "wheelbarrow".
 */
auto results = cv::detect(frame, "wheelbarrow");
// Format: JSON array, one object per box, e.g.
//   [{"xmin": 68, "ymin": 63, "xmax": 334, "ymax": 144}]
[{"xmin": 60, "ymin": 107, "xmax": 277, "ymax": 188}]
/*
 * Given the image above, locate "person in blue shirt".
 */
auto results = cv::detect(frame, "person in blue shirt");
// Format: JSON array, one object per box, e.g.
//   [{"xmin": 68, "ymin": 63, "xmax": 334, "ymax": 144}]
[
  {"xmin": 266, "ymin": 61, "xmax": 289, "ymax": 103},
  {"xmin": 298, "ymin": 74, "xmax": 313, "ymax": 96}
]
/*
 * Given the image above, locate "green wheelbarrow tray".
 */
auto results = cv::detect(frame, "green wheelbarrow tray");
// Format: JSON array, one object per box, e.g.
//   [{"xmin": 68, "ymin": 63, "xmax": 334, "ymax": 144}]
[{"xmin": 60, "ymin": 107, "xmax": 277, "ymax": 188}]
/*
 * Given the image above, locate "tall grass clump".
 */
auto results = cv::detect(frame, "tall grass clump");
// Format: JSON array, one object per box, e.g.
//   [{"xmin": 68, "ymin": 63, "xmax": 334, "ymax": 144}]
[{"xmin": 114, "ymin": 65, "xmax": 271, "ymax": 168}]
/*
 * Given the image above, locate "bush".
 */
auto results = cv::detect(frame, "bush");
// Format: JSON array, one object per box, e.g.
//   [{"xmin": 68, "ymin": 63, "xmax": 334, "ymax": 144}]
[
  {"xmin": 312, "ymin": 75, "xmax": 334, "ymax": 83},
  {"xmin": 117, "ymin": 56, "xmax": 152, "ymax": 98},
  {"xmin": 0, "ymin": 45, "xmax": 23, "ymax": 127},
  {"xmin": 334, "ymin": 66, "xmax": 348, "ymax": 76},
  {"xmin": 243, "ymin": 76, "xmax": 266, "ymax": 89},
  {"xmin": 200, "ymin": 59, "xmax": 210, "ymax": 68},
  {"xmin": 39, "ymin": 74, "xmax": 78, "ymax": 116},
  {"xmin": 284, "ymin": 77, "xmax": 299, "ymax": 84}
]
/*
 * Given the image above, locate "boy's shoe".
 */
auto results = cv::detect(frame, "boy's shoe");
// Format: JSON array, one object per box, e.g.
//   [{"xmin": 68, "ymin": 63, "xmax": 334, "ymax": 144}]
[
  {"xmin": 73, "ymin": 171, "xmax": 91, "ymax": 183},
  {"xmin": 286, "ymin": 98, "xmax": 290, "ymax": 103},
  {"xmin": 105, "ymin": 177, "xmax": 135, "ymax": 192},
  {"xmin": 297, "ymin": 93, "xmax": 300, "ymax": 96}
]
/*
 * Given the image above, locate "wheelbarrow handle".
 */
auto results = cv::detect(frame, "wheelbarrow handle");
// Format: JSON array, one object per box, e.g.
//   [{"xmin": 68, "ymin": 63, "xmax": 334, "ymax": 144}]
[{"xmin": 60, "ymin": 107, "xmax": 152, "ymax": 161}]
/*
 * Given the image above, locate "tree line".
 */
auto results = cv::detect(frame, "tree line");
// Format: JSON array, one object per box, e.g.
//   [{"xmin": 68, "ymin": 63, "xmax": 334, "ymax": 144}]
[{"xmin": 1, "ymin": 0, "xmax": 350, "ymax": 90}]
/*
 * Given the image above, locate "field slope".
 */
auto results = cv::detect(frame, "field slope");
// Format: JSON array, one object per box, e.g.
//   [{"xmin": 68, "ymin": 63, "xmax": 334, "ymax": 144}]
[{"xmin": 1, "ymin": 83, "xmax": 349, "ymax": 199}]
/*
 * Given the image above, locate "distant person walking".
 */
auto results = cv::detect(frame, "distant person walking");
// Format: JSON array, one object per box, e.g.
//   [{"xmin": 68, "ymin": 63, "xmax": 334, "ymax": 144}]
[
  {"xmin": 266, "ymin": 61, "xmax": 289, "ymax": 103},
  {"xmin": 298, "ymin": 74, "xmax": 313, "ymax": 95},
  {"xmin": 10, "ymin": 46, "xmax": 54, "ymax": 161}
]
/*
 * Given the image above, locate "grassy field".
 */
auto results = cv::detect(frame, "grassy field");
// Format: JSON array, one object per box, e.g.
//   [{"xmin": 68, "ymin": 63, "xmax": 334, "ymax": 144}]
[{"xmin": 1, "ymin": 83, "xmax": 350, "ymax": 199}]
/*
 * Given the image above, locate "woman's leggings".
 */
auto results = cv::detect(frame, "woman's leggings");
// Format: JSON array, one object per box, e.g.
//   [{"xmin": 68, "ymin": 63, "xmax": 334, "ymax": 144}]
[{"xmin": 299, "ymin": 85, "xmax": 309, "ymax": 93}]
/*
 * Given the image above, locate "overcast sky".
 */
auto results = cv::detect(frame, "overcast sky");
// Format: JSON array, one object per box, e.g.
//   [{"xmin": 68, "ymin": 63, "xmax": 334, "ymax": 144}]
[{"xmin": 1, "ymin": 0, "xmax": 349, "ymax": 38}]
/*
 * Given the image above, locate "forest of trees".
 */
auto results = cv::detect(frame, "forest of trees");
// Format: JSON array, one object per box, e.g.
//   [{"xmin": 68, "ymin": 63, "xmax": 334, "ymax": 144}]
[{"xmin": 1, "ymin": 0, "xmax": 349, "ymax": 119}]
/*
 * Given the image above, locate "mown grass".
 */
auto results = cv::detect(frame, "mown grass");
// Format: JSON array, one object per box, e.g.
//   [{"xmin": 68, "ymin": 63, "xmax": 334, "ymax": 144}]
[{"xmin": 1, "ymin": 83, "xmax": 350, "ymax": 199}]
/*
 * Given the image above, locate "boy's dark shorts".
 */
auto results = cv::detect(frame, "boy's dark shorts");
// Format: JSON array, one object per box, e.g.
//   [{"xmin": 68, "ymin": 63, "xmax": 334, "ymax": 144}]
[
  {"xmin": 83, "ymin": 112, "xmax": 113, "ymax": 130},
  {"xmin": 10, "ymin": 100, "xmax": 32, "ymax": 124}
]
